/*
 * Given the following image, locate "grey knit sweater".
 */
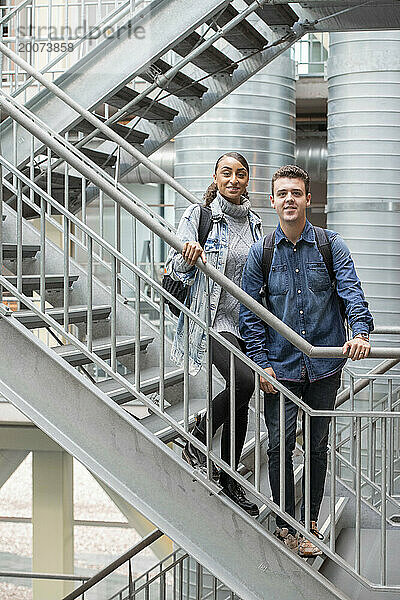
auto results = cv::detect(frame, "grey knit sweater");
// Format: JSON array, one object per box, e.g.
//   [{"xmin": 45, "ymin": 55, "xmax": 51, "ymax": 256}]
[{"xmin": 214, "ymin": 193, "xmax": 254, "ymax": 338}]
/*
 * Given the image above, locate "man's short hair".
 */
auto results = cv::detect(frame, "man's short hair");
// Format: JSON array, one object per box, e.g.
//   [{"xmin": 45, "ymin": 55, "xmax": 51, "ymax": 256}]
[{"xmin": 271, "ymin": 165, "xmax": 310, "ymax": 196}]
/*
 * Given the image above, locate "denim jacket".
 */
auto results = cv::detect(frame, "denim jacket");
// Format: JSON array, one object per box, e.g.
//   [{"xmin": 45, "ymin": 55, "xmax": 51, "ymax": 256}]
[
  {"xmin": 165, "ymin": 196, "xmax": 262, "ymax": 375},
  {"xmin": 239, "ymin": 220, "xmax": 374, "ymax": 382}
]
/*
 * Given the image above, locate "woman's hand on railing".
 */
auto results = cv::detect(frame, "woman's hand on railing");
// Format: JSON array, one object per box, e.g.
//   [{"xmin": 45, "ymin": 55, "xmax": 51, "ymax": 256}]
[
  {"xmin": 181, "ymin": 241, "xmax": 207, "ymax": 266},
  {"xmin": 260, "ymin": 367, "xmax": 278, "ymax": 394}
]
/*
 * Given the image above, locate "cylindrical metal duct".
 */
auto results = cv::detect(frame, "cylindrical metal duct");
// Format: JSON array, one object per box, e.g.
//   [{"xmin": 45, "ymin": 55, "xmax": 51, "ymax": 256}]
[
  {"xmin": 327, "ymin": 31, "xmax": 400, "ymax": 375},
  {"xmin": 174, "ymin": 52, "xmax": 296, "ymax": 230},
  {"xmin": 121, "ymin": 142, "xmax": 175, "ymax": 184},
  {"xmin": 296, "ymin": 135, "xmax": 327, "ymax": 183}
]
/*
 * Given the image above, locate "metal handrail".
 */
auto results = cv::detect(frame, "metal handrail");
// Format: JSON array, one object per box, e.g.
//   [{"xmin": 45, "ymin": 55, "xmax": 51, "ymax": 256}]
[
  {"xmin": 0, "ymin": 570, "xmax": 89, "ymax": 582},
  {"xmin": 1, "ymin": 91, "xmax": 399, "ymax": 361},
  {"xmin": 62, "ymin": 529, "xmax": 163, "ymax": 600}
]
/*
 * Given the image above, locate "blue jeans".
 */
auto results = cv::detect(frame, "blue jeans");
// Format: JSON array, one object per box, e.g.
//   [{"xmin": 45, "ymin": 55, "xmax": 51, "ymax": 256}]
[{"xmin": 264, "ymin": 370, "xmax": 341, "ymax": 534}]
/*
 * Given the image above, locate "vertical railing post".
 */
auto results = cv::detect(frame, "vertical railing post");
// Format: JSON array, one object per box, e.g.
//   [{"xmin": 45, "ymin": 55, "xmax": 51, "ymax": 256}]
[
  {"xmin": 111, "ymin": 254, "xmax": 117, "ymax": 372},
  {"xmin": 279, "ymin": 391, "xmax": 286, "ymax": 514},
  {"xmin": 304, "ymin": 411, "xmax": 311, "ymax": 532},
  {"xmin": 350, "ymin": 373, "xmax": 355, "ymax": 486},
  {"xmin": 368, "ymin": 380, "xmax": 375, "ymax": 503},
  {"xmin": 16, "ymin": 179, "xmax": 23, "ymax": 310},
  {"xmin": 254, "ymin": 373, "xmax": 261, "ymax": 493},
  {"xmin": 183, "ymin": 313, "xmax": 189, "ymax": 433},
  {"xmin": 230, "ymin": 351, "xmax": 236, "ymax": 472},
  {"xmin": 388, "ymin": 379, "xmax": 394, "ymax": 495},
  {"xmin": 134, "ymin": 272, "xmax": 141, "ymax": 390},
  {"xmin": 86, "ymin": 236, "xmax": 93, "ymax": 352},
  {"xmin": 330, "ymin": 416, "xmax": 336, "ymax": 552},
  {"xmin": 205, "ymin": 275, "xmax": 213, "ymax": 480},
  {"xmin": 355, "ymin": 416, "xmax": 362, "ymax": 574},
  {"xmin": 380, "ymin": 417, "xmax": 387, "ymax": 585},
  {"xmin": 159, "ymin": 296, "xmax": 165, "ymax": 412}
]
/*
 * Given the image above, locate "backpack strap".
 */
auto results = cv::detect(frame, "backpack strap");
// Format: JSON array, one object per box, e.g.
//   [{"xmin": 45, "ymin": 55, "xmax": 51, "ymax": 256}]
[
  {"xmin": 260, "ymin": 231, "xmax": 276, "ymax": 301},
  {"xmin": 313, "ymin": 226, "xmax": 334, "ymax": 284},
  {"xmin": 313, "ymin": 226, "xmax": 347, "ymax": 325},
  {"xmin": 198, "ymin": 206, "xmax": 213, "ymax": 247}
]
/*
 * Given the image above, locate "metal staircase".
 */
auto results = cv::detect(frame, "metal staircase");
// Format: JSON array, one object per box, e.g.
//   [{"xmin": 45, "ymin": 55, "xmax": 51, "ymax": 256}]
[
  {"xmin": 1, "ymin": 2, "xmax": 400, "ymax": 599},
  {"xmin": 1, "ymin": 83, "xmax": 400, "ymax": 599}
]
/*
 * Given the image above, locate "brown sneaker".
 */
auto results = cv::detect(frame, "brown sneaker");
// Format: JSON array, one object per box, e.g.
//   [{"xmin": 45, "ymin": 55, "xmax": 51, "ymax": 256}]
[
  {"xmin": 274, "ymin": 527, "xmax": 298, "ymax": 552},
  {"xmin": 298, "ymin": 521, "xmax": 324, "ymax": 557}
]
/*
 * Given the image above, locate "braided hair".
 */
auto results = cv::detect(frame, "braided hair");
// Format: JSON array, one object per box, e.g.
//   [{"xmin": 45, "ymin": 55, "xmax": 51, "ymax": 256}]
[{"xmin": 203, "ymin": 152, "xmax": 250, "ymax": 207}]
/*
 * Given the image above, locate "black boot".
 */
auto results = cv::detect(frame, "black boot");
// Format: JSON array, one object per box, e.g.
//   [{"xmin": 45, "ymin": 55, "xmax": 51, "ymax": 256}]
[
  {"xmin": 221, "ymin": 475, "xmax": 259, "ymax": 517},
  {"xmin": 182, "ymin": 416, "xmax": 219, "ymax": 481}
]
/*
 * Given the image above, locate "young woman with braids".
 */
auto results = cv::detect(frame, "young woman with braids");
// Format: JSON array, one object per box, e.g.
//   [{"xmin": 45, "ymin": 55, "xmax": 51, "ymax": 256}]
[{"xmin": 165, "ymin": 153, "xmax": 262, "ymax": 516}]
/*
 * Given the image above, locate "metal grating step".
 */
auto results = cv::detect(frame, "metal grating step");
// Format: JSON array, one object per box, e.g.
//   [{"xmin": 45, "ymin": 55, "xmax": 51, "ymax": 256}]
[
  {"xmin": 141, "ymin": 59, "xmax": 208, "ymax": 98},
  {"xmin": 71, "ymin": 117, "xmax": 149, "ymax": 145},
  {"xmin": 53, "ymin": 334, "xmax": 153, "ymax": 366},
  {"xmin": 13, "ymin": 304, "xmax": 111, "ymax": 329},
  {"xmin": 173, "ymin": 32, "xmax": 237, "ymax": 74},
  {"xmin": 2, "ymin": 244, "xmax": 40, "ymax": 260},
  {"xmin": 98, "ymin": 366, "xmax": 183, "ymax": 403},
  {"xmin": 4, "ymin": 274, "xmax": 79, "ymax": 294},
  {"xmin": 107, "ymin": 86, "xmax": 179, "ymax": 121},
  {"xmin": 208, "ymin": 4, "xmax": 268, "ymax": 50},
  {"xmin": 243, "ymin": 0, "xmax": 298, "ymax": 30}
]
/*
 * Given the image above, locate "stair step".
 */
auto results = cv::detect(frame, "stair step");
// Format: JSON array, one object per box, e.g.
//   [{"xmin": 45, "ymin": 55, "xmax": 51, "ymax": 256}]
[
  {"xmin": 97, "ymin": 367, "xmax": 183, "ymax": 403},
  {"xmin": 243, "ymin": 0, "xmax": 298, "ymax": 29},
  {"xmin": 141, "ymin": 396, "xmax": 205, "ymax": 443},
  {"xmin": 13, "ymin": 305, "xmax": 111, "ymax": 329},
  {"xmin": 53, "ymin": 147, "xmax": 117, "ymax": 168},
  {"xmin": 72, "ymin": 117, "xmax": 149, "ymax": 145},
  {"xmin": 3, "ymin": 170, "xmax": 82, "ymax": 219},
  {"xmin": 208, "ymin": 5, "xmax": 268, "ymax": 50},
  {"xmin": 173, "ymin": 32, "xmax": 237, "ymax": 74},
  {"xmin": 107, "ymin": 87, "xmax": 178, "ymax": 121},
  {"xmin": 53, "ymin": 334, "xmax": 153, "ymax": 366},
  {"xmin": 140, "ymin": 59, "xmax": 208, "ymax": 98},
  {"xmin": 2, "ymin": 244, "xmax": 40, "ymax": 260},
  {"xmin": 4, "ymin": 274, "xmax": 79, "ymax": 295}
]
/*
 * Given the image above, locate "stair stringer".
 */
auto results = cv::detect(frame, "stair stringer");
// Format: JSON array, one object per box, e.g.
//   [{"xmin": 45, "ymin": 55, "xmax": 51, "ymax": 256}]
[{"xmin": 0, "ymin": 313, "xmax": 349, "ymax": 600}]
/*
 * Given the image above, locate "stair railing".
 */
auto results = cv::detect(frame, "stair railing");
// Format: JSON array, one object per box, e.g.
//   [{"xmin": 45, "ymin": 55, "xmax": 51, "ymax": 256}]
[
  {"xmin": 1, "ymin": 101, "xmax": 400, "ymax": 593},
  {"xmin": 63, "ymin": 528, "xmax": 163, "ymax": 600},
  {"xmin": 106, "ymin": 547, "xmax": 236, "ymax": 600}
]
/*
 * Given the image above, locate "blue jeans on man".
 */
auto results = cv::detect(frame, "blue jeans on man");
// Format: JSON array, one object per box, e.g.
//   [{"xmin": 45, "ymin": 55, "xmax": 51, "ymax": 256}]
[{"xmin": 264, "ymin": 370, "xmax": 342, "ymax": 534}]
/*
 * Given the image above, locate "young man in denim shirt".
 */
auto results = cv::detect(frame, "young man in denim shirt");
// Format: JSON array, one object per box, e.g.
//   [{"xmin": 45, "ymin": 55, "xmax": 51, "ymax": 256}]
[{"xmin": 239, "ymin": 165, "xmax": 373, "ymax": 556}]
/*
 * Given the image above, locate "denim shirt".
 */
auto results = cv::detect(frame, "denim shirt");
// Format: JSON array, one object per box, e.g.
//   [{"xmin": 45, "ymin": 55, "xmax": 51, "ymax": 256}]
[
  {"xmin": 165, "ymin": 196, "xmax": 262, "ymax": 375},
  {"xmin": 239, "ymin": 220, "xmax": 374, "ymax": 382}
]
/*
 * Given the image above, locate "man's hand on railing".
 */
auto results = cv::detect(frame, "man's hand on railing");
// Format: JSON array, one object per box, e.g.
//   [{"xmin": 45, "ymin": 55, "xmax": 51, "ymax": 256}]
[
  {"xmin": 342, "ymin": 337, "xmax": 371, "ymax": 361},
  {"xmin": 260, "ymin": 367, "xmax": 278, "ymax": 394},
  {"xmin": 181, "ymin": 241, "xmax": 207, "ymax": 266}
]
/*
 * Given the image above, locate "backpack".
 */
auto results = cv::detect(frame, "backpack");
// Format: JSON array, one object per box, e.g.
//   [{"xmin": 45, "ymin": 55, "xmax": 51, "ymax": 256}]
[
  {"xmin": 260, "ymin": 226, "xmax": 347, "ymax": 324},
  {"xmin": 162, "ymin": 206, "xmax": 213, "ymax": 317}
]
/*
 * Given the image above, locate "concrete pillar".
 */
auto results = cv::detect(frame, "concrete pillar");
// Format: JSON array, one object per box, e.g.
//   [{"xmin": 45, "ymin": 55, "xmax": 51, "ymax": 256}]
[{"xmin": 32, "ymin": 451, "xmax": 74, "ymax": 600}]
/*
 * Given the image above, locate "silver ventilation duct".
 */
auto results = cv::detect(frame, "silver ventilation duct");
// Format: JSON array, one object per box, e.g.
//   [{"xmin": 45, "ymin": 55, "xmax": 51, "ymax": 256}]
[
  {"xmin": 327, "ymin": 31, "xmax": 400, "ymax": 370},
  {"xmin": 173, "ymin": 52, "xmax": 296, "ymax": 230}
]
